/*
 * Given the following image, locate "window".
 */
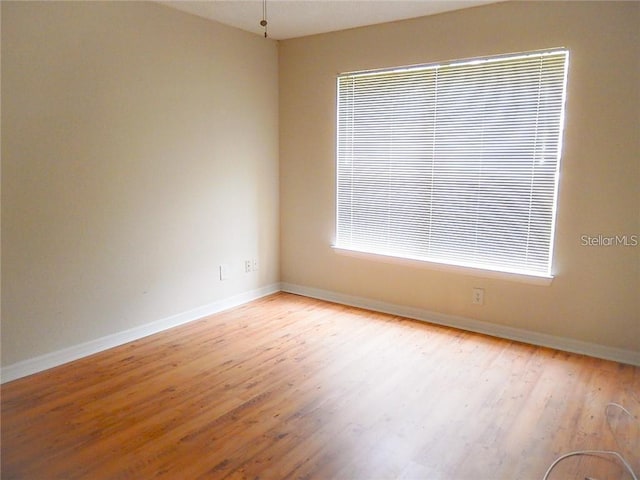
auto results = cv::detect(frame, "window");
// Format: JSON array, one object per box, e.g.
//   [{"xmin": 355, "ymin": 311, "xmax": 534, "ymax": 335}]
[{"xmin": 336, "ymin": 49, "xmax": 569, "ymax": 278}]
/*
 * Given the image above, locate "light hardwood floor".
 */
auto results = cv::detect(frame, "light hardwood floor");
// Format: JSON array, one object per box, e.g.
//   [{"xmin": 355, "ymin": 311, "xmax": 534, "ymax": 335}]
[{"xmin": 2, "ymin": 292, "xmax": 639, "ymax": 479}]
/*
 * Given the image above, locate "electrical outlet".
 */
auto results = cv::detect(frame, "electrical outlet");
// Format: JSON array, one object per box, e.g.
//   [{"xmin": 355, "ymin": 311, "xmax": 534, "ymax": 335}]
[
  {"xmin": 472, "ymin": 288, "xmax": 484, "ymax": 305},
  {"xmin": 252, "ymin": 259, "xmax": 259, "ymax": 271},
  {"xmin": 244, "ymin": 260, "xmax": 252, "ymax": 273},
  {"xmin": 219, "ymin": 264, "xmax": 228, "ymax": 281}
]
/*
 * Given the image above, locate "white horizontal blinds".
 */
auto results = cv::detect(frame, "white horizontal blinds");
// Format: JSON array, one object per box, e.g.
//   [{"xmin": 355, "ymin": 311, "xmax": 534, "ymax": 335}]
[
  {"xmin": 337, "ymin": 69, "xmax": 436, "ymax": 258},
  {"xmin": 336, "ymin": 50, "xmax": 568, "ymax": 276}
]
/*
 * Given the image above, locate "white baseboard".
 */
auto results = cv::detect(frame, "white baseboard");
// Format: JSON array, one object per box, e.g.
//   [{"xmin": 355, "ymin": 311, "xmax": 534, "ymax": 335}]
[
  {"xmin": 1, "ymin": 283, "xmax": 281, "ymax": 384},
  {"xmin": 281, "ymin": 282, "xmax": 640, "ymax": 367},
  {"xmin": 3, "ymin": 280, "xmax": 637, "ymax": 384}
]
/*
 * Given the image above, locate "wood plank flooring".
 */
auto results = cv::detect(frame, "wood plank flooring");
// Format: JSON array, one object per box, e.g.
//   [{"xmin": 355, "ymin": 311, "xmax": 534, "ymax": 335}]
[{"xmin": 2, "ymin": 292, "xmax": 639, "ymax": 479}]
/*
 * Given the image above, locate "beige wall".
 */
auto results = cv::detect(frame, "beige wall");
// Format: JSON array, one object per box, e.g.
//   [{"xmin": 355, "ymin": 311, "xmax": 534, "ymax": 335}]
[
  {"xmin": 279, "ymin": 1, "xmax": 639, "ymax": 352},
  {"xmin": 1, "ymin": 1, "xmax": 279, "ymax": 366}
]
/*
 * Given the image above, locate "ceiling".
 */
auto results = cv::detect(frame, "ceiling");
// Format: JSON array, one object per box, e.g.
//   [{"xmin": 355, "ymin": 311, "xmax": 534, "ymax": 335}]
[{"xmin": 159, "ymin": 0, "xmax": 502, "ymax": 40}]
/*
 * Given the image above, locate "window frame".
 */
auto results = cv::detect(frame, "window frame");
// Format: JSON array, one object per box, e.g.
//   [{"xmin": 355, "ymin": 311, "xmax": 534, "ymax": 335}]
[{"xmin": 334, "ymin": 49, "xmax": 570, "ymax": 280}]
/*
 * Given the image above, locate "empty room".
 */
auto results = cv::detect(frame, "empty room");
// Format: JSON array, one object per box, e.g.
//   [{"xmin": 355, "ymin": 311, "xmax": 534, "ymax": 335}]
[{"xmin": 1, "ymin": 0, "xmax": 639, "ymax": 479}]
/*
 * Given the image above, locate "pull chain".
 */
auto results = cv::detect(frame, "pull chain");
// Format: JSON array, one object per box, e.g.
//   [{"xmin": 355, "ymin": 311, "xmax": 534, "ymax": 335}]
[{"xmin": 260, "ymin": 0, "xmax": 268, "ymax": 38}]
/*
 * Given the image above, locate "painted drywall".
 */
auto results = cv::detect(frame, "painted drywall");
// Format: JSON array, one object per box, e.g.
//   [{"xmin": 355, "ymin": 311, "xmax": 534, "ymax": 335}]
[
  {"xmin": 1, "ymin": 1, "xmax": 279, "ymax": 366},
  {"xmin": 279, "ymin": 1, "xmax": 639, "ymax": 352}
]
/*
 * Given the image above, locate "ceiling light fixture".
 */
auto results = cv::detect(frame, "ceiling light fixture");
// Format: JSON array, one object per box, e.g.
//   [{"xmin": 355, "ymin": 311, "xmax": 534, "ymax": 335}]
[{"xmin": 260, "ymin": 0, "xmax": 268, "ymax": 38}]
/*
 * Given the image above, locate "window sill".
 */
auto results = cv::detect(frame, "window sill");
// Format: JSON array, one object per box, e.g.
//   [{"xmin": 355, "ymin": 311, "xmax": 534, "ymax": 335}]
[{"xmin": 332, "ymin": 246, "xmax": 554, "ymax": 286}]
